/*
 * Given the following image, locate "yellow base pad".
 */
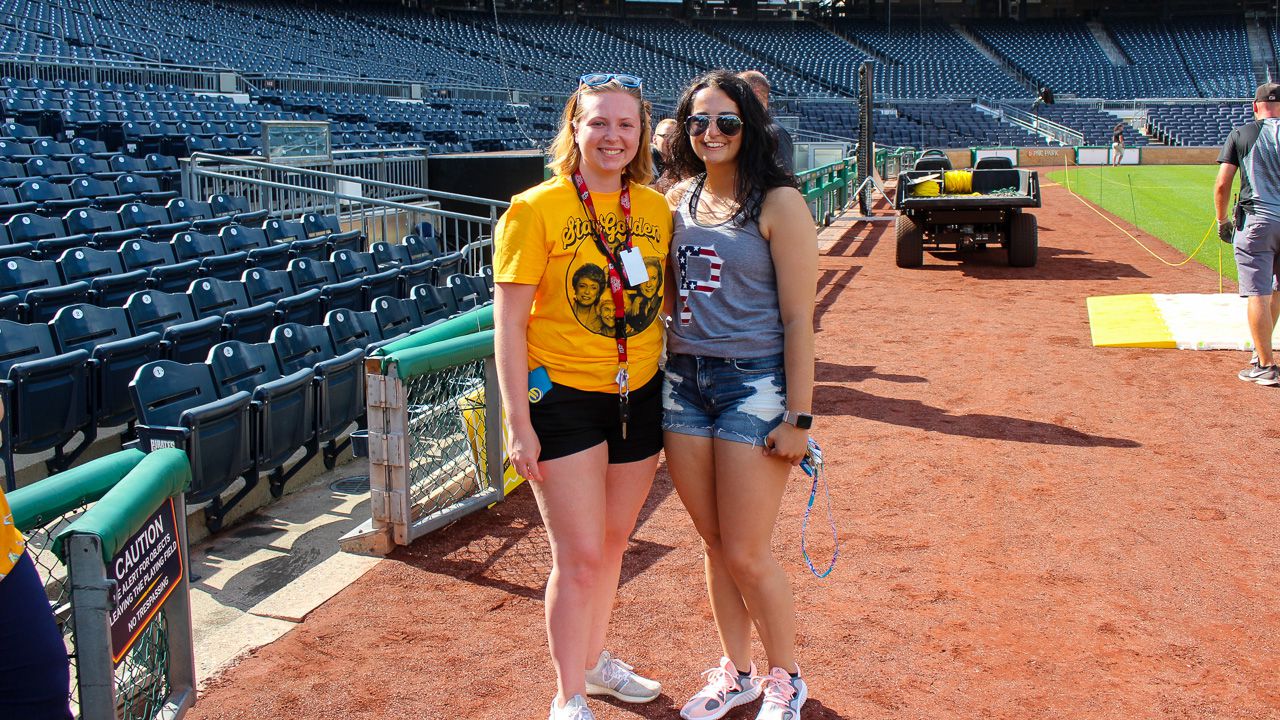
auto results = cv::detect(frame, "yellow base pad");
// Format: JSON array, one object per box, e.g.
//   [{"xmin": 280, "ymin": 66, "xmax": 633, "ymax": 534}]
[{"xmin": 1086, "ymin": 294, "xmax": 1176, "ymax": 348}]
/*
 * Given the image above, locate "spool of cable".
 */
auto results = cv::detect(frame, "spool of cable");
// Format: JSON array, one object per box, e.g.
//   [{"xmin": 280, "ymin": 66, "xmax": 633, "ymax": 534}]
[
  {"xmin": 943, "ymin": 170, "xmax": 973, "ymax": 194},
  {"xmin": 911, "ymin": 179, "xmax": 940, "ymax": 197}
]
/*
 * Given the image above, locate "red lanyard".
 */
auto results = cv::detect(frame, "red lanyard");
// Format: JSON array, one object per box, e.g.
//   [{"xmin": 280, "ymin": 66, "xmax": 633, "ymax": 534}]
[
  {"xmin": 571, "ymin": 170, "xmax": 634, "ymax": 436},
  {"xmin": 571, "ymin": 170, "xmax": 632, "ymax": 373}
]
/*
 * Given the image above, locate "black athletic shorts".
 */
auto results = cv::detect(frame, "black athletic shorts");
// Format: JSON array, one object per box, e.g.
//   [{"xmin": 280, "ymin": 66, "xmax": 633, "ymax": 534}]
[{"xmin": 529, "ymin": 371, "xmax": 664, "ymax": 464}]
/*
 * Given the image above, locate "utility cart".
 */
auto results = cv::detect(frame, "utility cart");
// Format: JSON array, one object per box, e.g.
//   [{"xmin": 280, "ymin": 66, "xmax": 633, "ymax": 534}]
[{"xmin": 893, "ymin": 152, "xmax": 1042, "ymax": 268}]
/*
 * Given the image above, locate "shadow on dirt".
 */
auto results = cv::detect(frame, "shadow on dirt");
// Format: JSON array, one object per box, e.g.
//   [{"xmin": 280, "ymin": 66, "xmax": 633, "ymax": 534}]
[
  {"xmin": 815, "ymin": 361, "xmax": 926, "ymax": 385},
  {"xmin": 390, "ymin": 476, "xmax": 676, "ymax": 600},
  {"xmin": 814, "ymin": 383, "xmax": 1140, "ymax": 447},
  {"xmin": 917, "ymin": 245, "xmax": 1150, "ymax": 281}
]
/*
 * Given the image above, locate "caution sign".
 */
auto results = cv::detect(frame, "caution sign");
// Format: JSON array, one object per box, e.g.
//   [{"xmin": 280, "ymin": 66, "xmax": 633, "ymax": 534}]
[{"xmin": 108, "ymin": 497, "xmax": 184, "ymax": 665}]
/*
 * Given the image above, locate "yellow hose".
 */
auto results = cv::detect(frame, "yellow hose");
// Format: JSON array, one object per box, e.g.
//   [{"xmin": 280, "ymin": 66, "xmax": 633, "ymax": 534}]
[
  {"xmin": 910, "ymin": 179, "xmax": 940, "ymax": 197},
  {"xmin": 943, "ymin": 170, "xmax": 973, "ymax": 194}
]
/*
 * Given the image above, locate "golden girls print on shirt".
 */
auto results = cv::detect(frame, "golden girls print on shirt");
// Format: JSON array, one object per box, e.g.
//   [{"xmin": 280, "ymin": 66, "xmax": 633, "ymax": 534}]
[{"xmin": 494, "ymin": 176, "xmax": 671, "ymax": 393}]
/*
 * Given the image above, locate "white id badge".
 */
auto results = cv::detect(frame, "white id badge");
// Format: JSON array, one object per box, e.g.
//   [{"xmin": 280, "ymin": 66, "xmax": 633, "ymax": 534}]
[{"xmin": 618, "ymin": 247, "xmax": 649, "ymax": 287}]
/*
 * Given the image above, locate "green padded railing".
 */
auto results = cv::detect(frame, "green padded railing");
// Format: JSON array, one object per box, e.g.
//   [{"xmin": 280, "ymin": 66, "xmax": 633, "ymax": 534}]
[
  {"xmin": 7, "ymin": 450, "xmax": 146, "ymax": 533},
  {"xmin": 383, "ymin": 330, "xmax": 495, "ymax": 380},
  {"xmin": 54, "ymin": 449, "xmax": 191, "ymax": 564},
  {"xmin": 374, "ymin": 304, "xmax": 494, "ymax": 361}
]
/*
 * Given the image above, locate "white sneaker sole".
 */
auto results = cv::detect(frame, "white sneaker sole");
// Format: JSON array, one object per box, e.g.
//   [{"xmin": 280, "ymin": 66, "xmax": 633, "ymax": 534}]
[
  {"xmin": 584, "ymin": 681, "xmax": 661, "ymax": 704},
  {"xmin": 680, "ymin": 685, "xmax": 763, "ymax": 720}
]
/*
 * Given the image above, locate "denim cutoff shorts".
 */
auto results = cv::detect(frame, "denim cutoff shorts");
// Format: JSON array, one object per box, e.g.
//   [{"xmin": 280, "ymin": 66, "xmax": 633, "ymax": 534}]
[{"xmin": 661, "ymin": 351, "xmax": 786, "ymax": 447}]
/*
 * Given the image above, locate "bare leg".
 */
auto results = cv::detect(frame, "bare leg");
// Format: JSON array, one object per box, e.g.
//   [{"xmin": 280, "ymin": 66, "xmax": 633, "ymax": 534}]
[
  {"xmin": 665, "ymin": 431, "xmax": 753, "ymax": 669},
  {"xmin": 714, "ymin": 438, "xmax": 797, "ymax": 673},
  {"xmin": 583, "ymin": 452, "xmax": 661, "ymax": 666},
  {"xmin": 530, "ymin": 442, "xmax": 608, "ymax": 706},
  {"xmin": 1248, "ymin": 294, "xmax": 1276, "ymax": 366}
]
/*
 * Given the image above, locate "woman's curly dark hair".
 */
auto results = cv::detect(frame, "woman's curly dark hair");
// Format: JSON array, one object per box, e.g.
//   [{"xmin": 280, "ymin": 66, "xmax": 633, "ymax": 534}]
[{"xmin": 663, "ymin": 70, "xmax": 797, "ymax": 220}]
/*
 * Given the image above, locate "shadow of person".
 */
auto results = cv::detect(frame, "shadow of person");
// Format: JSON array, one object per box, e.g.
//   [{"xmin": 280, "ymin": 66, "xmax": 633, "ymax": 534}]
[
  {"xmin": 815, "ymin": 384, "xmax": 1140, "ymax": 447},
  {"xmin": 392, "ymin": 482, "xmax": 675, "ymax": 600},
  {"xmin": 815, "ymin": 360, "xmax": 927, "ymax": 384}
]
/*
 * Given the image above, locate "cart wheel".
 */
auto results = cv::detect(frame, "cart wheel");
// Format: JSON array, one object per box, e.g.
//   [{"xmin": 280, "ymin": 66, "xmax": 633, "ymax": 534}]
[
  {"xmin": 1008, "ymin": 212, "xmax": 1038, "ymax": 267},
  {"xmin": 895, "ymin": 214, "xmax": 924, "ymax": 268}
]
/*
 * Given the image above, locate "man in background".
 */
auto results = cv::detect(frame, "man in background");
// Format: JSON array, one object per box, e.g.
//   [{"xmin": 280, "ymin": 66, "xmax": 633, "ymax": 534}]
[
  {"xmin": 651, "ymin": 117, "xmax": 677, "ymax": 190},
  {"xmin": 1216, "ymin": 82, "xmax": 1280, "ymax": 385},
  {"xmin": 738, "ymin": 70, "xmax": 795, "ymax": 174}
]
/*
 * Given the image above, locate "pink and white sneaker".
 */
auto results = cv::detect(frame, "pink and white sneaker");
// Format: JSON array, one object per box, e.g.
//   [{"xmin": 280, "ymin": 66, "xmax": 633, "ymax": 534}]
[
  {"xmin": 680, "ymin": 657, "xmax": 762, "ymax": 720},
  {"xmin": 754, "ymin": 666, "xmax": 808, "ymax": 720}
]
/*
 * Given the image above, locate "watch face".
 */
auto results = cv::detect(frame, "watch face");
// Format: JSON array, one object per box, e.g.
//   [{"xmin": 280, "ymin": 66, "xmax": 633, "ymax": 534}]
[{"xmin": 795, "ymin": 413, "xmax": 813, "ymax": 430}]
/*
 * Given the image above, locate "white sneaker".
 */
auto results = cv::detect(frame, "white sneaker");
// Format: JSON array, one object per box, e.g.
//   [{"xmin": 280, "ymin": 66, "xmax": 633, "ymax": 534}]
[
  {"xmin": 548, "ymin": 694, "xmax": 594, "ymax": 720},
  {"xmin": 584, "ymin": 650, "xmax": 661, "ymax": 703},
  {"xmin": 681, "ymin": 657, "xmax": 762, "ymax": 720},
  {"xmin": 754, "ymin": 666, "xmax": 807, "ymax": 720}
]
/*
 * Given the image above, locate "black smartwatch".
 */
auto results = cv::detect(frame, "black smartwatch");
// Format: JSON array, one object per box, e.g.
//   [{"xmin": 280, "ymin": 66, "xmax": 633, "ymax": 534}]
[{"xmin": 782, "ymin": 411, "xmax": 813, "ymax": 429}]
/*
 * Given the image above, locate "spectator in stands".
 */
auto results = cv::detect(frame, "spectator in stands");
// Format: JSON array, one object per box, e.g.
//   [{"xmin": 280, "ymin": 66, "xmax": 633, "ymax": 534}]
[
  {"xmin": 738, "ymin": 71, "xmax": 795, "ymax": 174},
  {"xmin": 493, "ymin": 73, "xmax": 670, "ymax": 720},
  {"xmin": 1216, "ymin": 82, "xmax": 1280, "ymax": 386},
  {"xmin": 0, "ymin": 401, "xmax": 74, "ymax": 720},
  {"xmin": 1111, "ymin": 122, "xmax": 1126, "ymax": 166},
  {"xmin": 651, "ymin": 118, "xmax": 678, "ymax": 191},
  {"xmin": 661, "ymin": 70, "xmax": 816, "ymax": 720}
]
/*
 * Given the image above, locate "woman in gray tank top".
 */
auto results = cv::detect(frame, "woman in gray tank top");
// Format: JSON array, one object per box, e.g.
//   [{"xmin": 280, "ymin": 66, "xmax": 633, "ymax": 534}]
[{"xmin": 659, "ymin": 70, "xmax": 818, "ymax": 720}]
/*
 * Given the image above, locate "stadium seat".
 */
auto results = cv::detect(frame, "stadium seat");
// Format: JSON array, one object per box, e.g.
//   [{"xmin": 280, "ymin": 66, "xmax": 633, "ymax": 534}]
[
  {"xmin": 0, "ymin": 255, "xmax": 90, "ymax": 322},
  {"xmin": 51, "ymin": 303, "xmax": 163, "ymax": 428},
  {"xmin": 58, "ymin": 246, "xmax": 150, "ymax": 307},
  {"xmin": 269, "ymin": 322, "xmax": 365, "ymax": 469},
  {"xmin": 219, "ymin": 224, "xmax": 291, "ymax": 271},
  {"xmin": 124, "ymin": 289, "xmax": 224, "ymax": 363},
  {"xmin": 206, "ymin": 339, "xmax": 316, "ymax": 492},
  {"xmin": 188, "ymin": 277, "xmax": 275, "ymax": 344},
  {"xmin": 0, "ymin": 318, "xmax": 94, "ymax": 489},
  {"xmin": 129, "ymin": 358, "xmax": 255, "ymax": 529}
]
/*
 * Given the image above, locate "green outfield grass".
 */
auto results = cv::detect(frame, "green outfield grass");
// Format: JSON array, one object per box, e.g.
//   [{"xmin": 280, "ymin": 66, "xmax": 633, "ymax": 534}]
[{"xmin": 1043, "ymin": 164, "xmax": 1238, "ymax": 283}]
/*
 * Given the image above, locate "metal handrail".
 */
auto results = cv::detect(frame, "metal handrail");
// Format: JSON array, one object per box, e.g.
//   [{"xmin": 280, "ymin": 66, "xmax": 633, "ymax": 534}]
[
  {"xmin": 189, "ymin": 165, "xmax": 491, "ymax": 224},
  {"xmin": 187, "ymin": 152, "xmax": 510, "ymax": 211},
  {"xmin": 995, "ymin": 102, "xmax": 1084, "ymax": 146}
]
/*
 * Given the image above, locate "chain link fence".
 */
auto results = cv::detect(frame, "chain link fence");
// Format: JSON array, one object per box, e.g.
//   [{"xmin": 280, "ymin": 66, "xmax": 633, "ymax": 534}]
[
  {"xmin": 404, "ymin": 358, "xmax": 493, "ymax": 523},
  {"xmin": 19, "ymin": 505, "xmax": 87, "ymax": 715},
  {"xmin": 9, "ymin": 449, "xmax": 195, "ymax": 720}
]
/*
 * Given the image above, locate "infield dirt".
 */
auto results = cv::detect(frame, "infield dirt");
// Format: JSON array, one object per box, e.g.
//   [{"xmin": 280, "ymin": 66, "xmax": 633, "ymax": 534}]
[{"xmin": 188, "ymin": 180, "xmax": 1280, "ymax": 720}]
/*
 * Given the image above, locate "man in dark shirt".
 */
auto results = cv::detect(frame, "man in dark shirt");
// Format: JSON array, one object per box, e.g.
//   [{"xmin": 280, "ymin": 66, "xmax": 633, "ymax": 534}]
[
  {"xmin": 738, "ymin": 70, "xmax": 795, "ymax": 175},
  {"xmin": 1111, "ymin": 122, "xmax": 1126, "ymax": 167},
  {"xmin": 1216, "ymin": 82, "xmax": 1280, "ymax": 385}
]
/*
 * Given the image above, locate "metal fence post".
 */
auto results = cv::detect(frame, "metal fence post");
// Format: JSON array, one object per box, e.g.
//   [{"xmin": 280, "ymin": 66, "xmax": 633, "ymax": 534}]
[
  {"xmin": 66, "ymin": 534, "xmax": 118, "ymax": 720},
  {"xmin": 483, "ymin": 357, "xmax": 504, "ymax": 500}
]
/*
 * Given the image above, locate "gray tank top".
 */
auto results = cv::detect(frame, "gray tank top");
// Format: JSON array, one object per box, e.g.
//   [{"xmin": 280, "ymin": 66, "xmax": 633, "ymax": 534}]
[{"xmin": 667, "ymin": 178, "xmax": 783, "ymax": 358}]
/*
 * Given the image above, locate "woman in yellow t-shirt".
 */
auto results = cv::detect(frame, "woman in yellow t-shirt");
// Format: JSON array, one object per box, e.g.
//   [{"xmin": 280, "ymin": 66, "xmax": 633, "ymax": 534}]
[
  {"xmin": 493, "ymin": 73, "xmax": 671, "ymax": 720},
  {"xmin": 0, "ymin": 401, "xmax": 74, "ymax": 719}
]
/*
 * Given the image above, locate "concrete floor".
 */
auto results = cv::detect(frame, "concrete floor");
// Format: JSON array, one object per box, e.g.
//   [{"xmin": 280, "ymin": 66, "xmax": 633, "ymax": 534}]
[{"xmin": 186, "ymin": 458, "xmax": 382, "ymax": 688}]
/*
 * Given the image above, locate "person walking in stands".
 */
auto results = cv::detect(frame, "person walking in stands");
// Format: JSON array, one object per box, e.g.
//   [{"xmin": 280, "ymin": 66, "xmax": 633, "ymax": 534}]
[
  {"xmin": 1216, "ymin": 82, "xmax": 1280, "ymax": 386},
  {"xmin": 493, "ymin": 73, "xmax": 671, "ymax": 720},
  {"xmin": 0, "ymin": 401, "xmax": 74, "ymax": 720},
  {"xmin": 661, "ymin": 70, "xmax": 818, "ymax": 720},
  {"xmin": 1111, "ymin": 121, "xmax": 1127, "ymax": 166},
  {"xmin": 738, "ymin": 71, "xmax": 795, "ymax": 174}
]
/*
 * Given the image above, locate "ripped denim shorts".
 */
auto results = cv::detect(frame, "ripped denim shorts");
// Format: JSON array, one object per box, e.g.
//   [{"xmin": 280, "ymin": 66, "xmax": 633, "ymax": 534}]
[{"xmin": 661, "ymin": 351, "xmax": 786, "ymax": 447}]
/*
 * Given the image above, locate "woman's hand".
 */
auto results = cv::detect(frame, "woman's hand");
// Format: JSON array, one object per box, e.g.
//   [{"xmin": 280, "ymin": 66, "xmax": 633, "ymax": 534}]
[
  {"xmin": 506, "ymin": 419, "xmax": 544, "ymax": 482},
  {"xmin": 764, "ymin": 422, "xmax": 809, "ymax": 466}
]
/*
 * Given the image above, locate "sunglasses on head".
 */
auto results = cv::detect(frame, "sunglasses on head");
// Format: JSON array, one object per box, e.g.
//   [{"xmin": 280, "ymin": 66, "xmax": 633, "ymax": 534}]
[
  {"xmin": 685, "ymin": 113, "xmax": 743, "ymax": 137},
  {"xmin": 579, "ymin": 73, "xmax": 643, "ymax": 89}
]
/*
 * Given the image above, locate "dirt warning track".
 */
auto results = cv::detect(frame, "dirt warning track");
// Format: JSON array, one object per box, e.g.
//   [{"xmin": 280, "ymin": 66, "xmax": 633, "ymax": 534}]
[{"xmin": 190, "ymin": 181, "xmax": 1280, "ymax": 720}]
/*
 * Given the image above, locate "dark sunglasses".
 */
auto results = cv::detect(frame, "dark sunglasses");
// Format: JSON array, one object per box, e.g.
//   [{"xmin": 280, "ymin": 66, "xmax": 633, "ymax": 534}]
[
  {"xmin": 579, "ymin": 73, "xmax": 643, "ymax": 89},
  {"xmin": 685, "ymin": 114, "xmax": 743, "ymax": 137}
]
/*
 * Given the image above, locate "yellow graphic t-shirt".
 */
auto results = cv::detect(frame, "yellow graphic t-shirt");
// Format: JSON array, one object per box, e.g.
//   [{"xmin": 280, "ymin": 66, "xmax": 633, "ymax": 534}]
[
  {"xmin": 494, "ymin": 175, "xmax": 671, "ymax": 393},
  {"xmin": 0, "ymin": 487, "xmax": 26, "ymax": 581}
]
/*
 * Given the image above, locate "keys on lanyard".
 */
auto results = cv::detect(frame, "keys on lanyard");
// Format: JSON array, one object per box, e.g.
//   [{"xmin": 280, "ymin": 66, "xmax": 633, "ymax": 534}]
[{"xmin": 616, "ymin": 366, "xmax": 630, "ymax": 440}]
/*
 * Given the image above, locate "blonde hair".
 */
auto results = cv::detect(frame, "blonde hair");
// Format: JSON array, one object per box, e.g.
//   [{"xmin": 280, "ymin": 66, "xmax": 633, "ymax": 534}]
[{"xmin": 547, "ymin": 80, "xmax": 654, "ymax": 185}]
